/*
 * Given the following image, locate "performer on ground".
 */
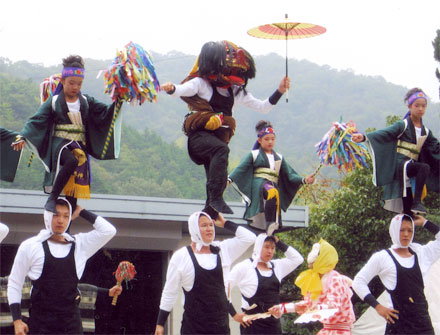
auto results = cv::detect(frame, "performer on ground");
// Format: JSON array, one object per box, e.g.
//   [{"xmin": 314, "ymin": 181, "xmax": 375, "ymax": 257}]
[
  {"xmin": 155, "ymin": 211, "xmax": 256, "ymax": 335},
  {"xmin": 270, "ymin": 239, "xmax": 355, "ymax": 335},
  {"xmin": 8, "ymin": 199, "xmax": 117, "ymax": 335},
  {"xmin": 227, "ymin": 233, "xmax": 303, "ymax": 334},
  {"xmin": 352, "ymin": 214, "xmax": 440, "ymax": 334}
]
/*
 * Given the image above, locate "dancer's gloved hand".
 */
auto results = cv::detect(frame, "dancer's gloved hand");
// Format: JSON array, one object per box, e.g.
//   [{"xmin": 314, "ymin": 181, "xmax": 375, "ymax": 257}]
[{"xmin": 205, "ymin": 113, "xmax": 223, "ymax": 131}]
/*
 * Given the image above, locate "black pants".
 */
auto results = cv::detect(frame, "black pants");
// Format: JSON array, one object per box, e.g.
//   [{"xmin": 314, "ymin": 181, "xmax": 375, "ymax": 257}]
[
  {"xmin": 262, "ymin": 186, "xmax": 278, "ymax": 224},
  {"xmin": 51, "ymin": 148, "xmax": 79, "ymax": 209},
  {"xmin": 188, "ymin": 131, "xmax": 229, "ymax": 206},
  {"xmin": 402, "ymin": 161, "xmax": 430, "ymax": 214}
]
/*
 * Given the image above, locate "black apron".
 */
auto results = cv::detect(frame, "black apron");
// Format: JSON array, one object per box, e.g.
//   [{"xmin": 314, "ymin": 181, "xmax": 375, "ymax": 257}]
[
  {"xmin": 29, "ymin": 240, "xmax": 82, "ymax": 335},
  {"xmin": 241, "ymin": 260, "xmax": 281, "ymax": 335},
  {"xmin": 181, "ymin": 246, "xmax": 230, "ymax": 335},
  {"xmin": 384, "ymin": 249, "xmax": 434, "ymax": 335}
]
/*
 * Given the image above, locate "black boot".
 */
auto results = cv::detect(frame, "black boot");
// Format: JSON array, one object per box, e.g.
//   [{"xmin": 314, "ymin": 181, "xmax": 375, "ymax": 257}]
[
  {"xmin": 44, "ymin": 194, "xmax": 57, "ymax": 213},
  {"xmin": 209, "ymin": 199, "xmax": 233, "ymax": 214},
  {"xmin": 411, "ymin": 201, "xmax": 427, "ymax": 215},
  {"xmin": 207, "ymin": 179, "xmax": 233, "ymax": 214},
  {"xmin": 66, "ymin": 196, "xmax": 77, "ymax": 212},
  {"xmin": 202, "ymin": 205, "xmax": 219, "ymax": 220}
]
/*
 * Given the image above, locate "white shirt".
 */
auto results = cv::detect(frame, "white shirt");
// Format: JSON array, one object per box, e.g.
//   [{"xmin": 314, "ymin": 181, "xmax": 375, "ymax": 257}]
[
  {"xmin": 66, "ymin": 99, "xmax": 83, "ymax": 125},
  {"xmin": 228, "ymin": 246, "xmax": 304, "ymax": 309},
  {"xmin": 172, "ymin": 77, "xmax": 275, "ymax": 114},
  {"xmin": 415, "ymin": 126, "xmax": 422, "ymax": 140},
  {"xmin": 7, "ymin": 216, "xmax": 116, "ymax": 305},
  {"xmin": 0, "ymin": 222, "xmax": 9, "ymax": 243},
  {"xmin": 159, "ymin": 226, "xmax": 256, "ymax": 312},
  {"xmin": 352, "ymin": 229, "xmax": 440, "ymax": 305},
  {"xmin": 266, "ymin": 153, "xmax": 275, "ymax": 170}
]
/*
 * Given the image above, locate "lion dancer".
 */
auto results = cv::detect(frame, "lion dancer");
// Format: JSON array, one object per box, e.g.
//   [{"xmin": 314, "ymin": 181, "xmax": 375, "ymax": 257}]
[{"xmin": 161, "ymin": 41, "xmax": 289, "ymax": 216}]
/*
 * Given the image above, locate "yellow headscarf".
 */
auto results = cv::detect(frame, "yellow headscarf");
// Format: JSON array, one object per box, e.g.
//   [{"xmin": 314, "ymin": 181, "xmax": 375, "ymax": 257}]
[{"xmin": 294, "ymin": 239, "xmax": 339, "ymax": 300}]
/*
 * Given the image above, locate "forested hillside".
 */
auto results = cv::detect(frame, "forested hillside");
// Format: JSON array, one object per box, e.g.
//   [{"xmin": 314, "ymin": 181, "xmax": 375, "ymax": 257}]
[{"xmin": 1, "ymin": 54, "xmax": 438, "ymax": 199}]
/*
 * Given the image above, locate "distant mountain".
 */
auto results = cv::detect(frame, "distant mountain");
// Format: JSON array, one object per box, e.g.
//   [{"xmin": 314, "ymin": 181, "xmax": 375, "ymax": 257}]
[{"xmin": 1, "ymin": 53, "xmax": 438, "ymax": 183}]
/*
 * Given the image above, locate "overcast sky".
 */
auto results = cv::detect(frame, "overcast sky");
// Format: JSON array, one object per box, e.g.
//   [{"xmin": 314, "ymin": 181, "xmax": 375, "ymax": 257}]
[{"xmin": 1, "ymin": 0, "xmax": 439, "ymax": 101}]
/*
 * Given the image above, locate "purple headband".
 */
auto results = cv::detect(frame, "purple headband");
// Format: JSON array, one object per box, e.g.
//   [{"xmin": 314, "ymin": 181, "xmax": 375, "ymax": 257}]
[
  {"xmin": 257, "ymin": 127, "xmax": 275, "ymax": 138},
  {"xmin": 407, "ymin": 91, "xmax": 427, "ymax": 105},
  {"xmin": 252, "ymin": 127, "xmax": 275, "ymax": 150},
  {"xmin": 62, "ymin": 67, "xmax": 85, "ymax": 78}
]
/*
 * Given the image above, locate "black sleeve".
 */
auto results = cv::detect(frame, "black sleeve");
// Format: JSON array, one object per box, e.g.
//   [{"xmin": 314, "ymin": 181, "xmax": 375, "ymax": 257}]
[
  {"xmin": 156, "ymin": 309, "xmax": 170, "ymax": 326},
  {"xmin": 276, "ymin": 240, "xmax": 289, "ymax": 253},
  {"xmin": 268, "ymin": 90, "xmax": 283, "ymax": 105},
  {"xmin": 79, "ymin": 209, "xmax": 98, "ymax": 224},
  {"xmin": 424, "ymin": 220, "xmax": 440, "ymax": 235},
  {"xmin": 364, "ymin": 293, "xmax": 379, "ymax": 308},
  {"xmin": 10, "ymin": 303, "xmax": 22, "ymax": 321},
  {"xmin": 229, "ymin": 302, "xmax": 237, "ymax": 316},
  {"xmin": 224, "ymin": 220, "xmax": 239, "ymax": 234},
  {"xmin": 96, "ymin": 286, "xmax": 109, "ymax": 298}
]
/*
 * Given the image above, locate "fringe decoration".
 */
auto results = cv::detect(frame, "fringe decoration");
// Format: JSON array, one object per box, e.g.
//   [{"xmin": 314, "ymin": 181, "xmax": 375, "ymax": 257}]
[{"xmin": 62, "ymin": 175, "xmax": 91, "ymax": 199}]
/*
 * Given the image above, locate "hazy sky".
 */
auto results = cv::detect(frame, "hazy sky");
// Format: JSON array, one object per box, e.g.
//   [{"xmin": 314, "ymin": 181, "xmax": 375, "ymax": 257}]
[{"xmin": 1, "ymin": 0, "xmax": 439, "ymax": 101}]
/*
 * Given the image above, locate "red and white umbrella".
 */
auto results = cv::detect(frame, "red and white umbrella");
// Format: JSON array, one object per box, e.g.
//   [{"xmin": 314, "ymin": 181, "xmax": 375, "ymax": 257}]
[{"xmin": 248, "ymin": 14, "xmax": 326, "ymax": 101}]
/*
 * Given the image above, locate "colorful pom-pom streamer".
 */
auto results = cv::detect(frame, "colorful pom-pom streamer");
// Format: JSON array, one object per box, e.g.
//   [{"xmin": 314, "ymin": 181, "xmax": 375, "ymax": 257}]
[
  {"xmin": 296, "ymin": 121, "xmax": 370, "ymax": 201},
  {"xmin": 101, "ymin": 42, "xmax": 160, "ymax": 158},
  {"xmin": 112, "ymin": 261, "xmax": 136, "ymax": 306},
  {"xmin": 104, "ymin": 41, "xmax": 160, "ymax": 105},
  {"xmin": 40, "ymin": 74, "xmax": 62, "ymax": 104},
  {"xmin": 315, "ymin": 121, "xmax": 370, "ymax": 172}
]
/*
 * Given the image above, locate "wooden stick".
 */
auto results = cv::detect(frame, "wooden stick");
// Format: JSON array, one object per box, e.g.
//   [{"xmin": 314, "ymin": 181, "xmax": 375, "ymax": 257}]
[{"xmin": 111, "ymin": 281, "xmax": 122, "ymax": 306}]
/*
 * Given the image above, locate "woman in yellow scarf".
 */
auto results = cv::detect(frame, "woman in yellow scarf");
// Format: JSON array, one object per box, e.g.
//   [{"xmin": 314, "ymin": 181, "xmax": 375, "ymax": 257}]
[{"xmin": 270, "ymin": 239, "xmax": 355, "ymax": 334}]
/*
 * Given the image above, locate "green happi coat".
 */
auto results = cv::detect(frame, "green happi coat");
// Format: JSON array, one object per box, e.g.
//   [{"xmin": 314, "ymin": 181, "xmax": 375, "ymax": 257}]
[
  {"xmin": 1, "ymin": 90, "xmax": 121, "ymax": 192},
  {"xmin": 0, "ymin": 128, "xmax": 23, "ymax": 182},
  {"xmin": 229, "ymin": 148, "xmax": 303, "ymax": 221},
  {"xmin": 366, "ymin": 118, "xmax": 439, "ymax": 212}
]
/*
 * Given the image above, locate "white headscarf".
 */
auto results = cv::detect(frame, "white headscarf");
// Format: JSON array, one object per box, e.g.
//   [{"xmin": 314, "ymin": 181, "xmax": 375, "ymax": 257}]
[
  {"xmin": 251, "ymin": 233, "xmax": 274, "ymax": 268},
  {"xmin": 307, "ymin": 242, "xmax": 321, "ymax": 265},
  {"xmin": 188, "ymin": 211, "xmax": 214, "ymax": 251},
  {"xmin": 36, "ymin": 199, "xmax": 75, "ymax": 242},
  {"xmin": 389, "ymin": 214, "xmax": 415, "ymax": 249}
]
